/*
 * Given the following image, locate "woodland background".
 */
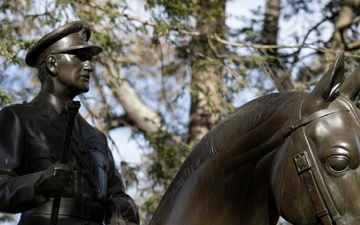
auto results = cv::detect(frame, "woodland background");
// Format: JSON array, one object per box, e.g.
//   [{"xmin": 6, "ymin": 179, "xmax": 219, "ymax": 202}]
[{"xmin": 1, "ymin": 0, "xmax": 360, "ymax": 224}]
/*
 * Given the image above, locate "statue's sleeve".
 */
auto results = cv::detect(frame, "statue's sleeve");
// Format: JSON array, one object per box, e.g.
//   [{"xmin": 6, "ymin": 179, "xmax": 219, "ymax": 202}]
[
  {"xmin": 105, "ymin": 145, "xmax": 140, "ymax": 225},
  {"xmin": 0, "ymin": 107, "xmax": 46, "ymax": 213}
]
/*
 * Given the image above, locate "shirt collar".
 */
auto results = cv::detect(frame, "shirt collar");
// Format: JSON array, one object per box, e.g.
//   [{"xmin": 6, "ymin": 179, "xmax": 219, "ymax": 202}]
[{"xmin": 39, "ymin": 91, "xmax": 67, "ymax": 115}]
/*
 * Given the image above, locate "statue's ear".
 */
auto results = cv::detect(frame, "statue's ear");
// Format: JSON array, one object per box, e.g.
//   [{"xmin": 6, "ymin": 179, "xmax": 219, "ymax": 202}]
[
  {"xmin": 311, "ymin": 51, "xmax": 344, "ymax": 102},
  {"xmin": 339, "ymin": 62, "xmax": 360, "ymax": 101},
  {"xmin": 302, "ymin": 51, "xmax": 344, "ymax": 113},
  {"xmin": 45, "ymin": 55, "xmax": 58, "ymax": 76}
]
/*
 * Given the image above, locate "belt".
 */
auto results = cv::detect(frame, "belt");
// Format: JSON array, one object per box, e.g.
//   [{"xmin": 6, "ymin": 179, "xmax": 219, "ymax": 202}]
[{"xmin": 22, "ymin": 198, "xmax": 105, "ymax": 223}]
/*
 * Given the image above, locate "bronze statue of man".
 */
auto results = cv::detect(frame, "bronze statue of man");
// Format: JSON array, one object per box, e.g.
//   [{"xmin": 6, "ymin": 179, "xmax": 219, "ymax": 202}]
[{"xmin": 0, "ymin": 21, "xmax": 139, "ymax": 225}]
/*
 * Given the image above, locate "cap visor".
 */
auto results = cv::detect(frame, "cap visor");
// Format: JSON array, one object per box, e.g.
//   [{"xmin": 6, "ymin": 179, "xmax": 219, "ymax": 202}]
[{"xmin": 52, "ymin": 45, "xmax": 103, "ymax": 56}]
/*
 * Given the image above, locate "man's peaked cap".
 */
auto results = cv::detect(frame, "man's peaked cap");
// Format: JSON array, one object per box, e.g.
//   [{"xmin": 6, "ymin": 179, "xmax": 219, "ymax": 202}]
[{"xmin": 26, "ymin": 21, "xmax": 102, "ymax": 68}]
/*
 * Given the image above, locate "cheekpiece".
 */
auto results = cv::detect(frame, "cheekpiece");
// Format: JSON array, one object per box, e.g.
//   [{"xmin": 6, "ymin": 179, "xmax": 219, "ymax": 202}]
[{"xmin": 25, "ymin": 21, "xmax": 103, "ymax": 68}]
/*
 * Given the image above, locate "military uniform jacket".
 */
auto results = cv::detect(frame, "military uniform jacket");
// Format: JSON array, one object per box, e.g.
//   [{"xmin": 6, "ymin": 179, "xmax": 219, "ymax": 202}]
[{"xmin": 0, "ymin": 91, "xmax": 131, "ymax": 214}]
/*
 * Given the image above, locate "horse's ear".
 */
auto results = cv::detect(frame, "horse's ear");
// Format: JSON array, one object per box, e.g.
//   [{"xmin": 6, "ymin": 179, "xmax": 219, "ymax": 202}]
[
  {"xmin": 301, "ymin": 51, "xmax": 344, "ymax": 114},
  {"xmin": 339, "ymin": 61, "xmax": 360, "ymax": 101},
  {"xmin": 308, "ymin": 51, "xmax": 344, "ymax": 102}
]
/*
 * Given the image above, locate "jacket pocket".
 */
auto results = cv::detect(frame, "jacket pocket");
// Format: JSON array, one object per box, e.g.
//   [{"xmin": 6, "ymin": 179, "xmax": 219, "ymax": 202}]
[{"xmin": 81, "ymin": 138, "xmax": 110, "ymax": 200}]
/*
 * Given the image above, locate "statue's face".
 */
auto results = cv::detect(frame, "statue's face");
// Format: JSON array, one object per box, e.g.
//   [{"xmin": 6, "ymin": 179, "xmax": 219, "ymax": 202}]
[{"xmin": 55, "ymin": 50, "xmax": 94, "ymax": 94}]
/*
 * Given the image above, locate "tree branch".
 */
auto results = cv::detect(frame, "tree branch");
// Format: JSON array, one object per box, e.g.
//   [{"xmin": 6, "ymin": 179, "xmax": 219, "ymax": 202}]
[{"xmin": 88, "ymin": 0, "xmax": 347, "ymax": 54}]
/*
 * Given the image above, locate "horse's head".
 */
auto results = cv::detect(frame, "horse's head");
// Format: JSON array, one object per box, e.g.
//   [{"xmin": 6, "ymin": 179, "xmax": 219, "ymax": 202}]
[{"xmin": 271, "ymin": 51, "xmax": 360, "ymax": 225}]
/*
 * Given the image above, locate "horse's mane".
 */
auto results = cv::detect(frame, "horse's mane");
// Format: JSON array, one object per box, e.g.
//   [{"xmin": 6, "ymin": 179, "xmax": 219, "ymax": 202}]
[{"xmin": 165, "ymin": 91, "xmax": 307, "ymax": 198}]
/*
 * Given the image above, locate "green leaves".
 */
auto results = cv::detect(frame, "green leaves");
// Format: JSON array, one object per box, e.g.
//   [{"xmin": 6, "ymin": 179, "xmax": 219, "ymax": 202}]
[
  {"xmin": 0, "ymin": 90, "xmax": 12, "ymax": 107},
  {"xmin": 146, "ymin": 0, "xmax": 195, "ymax": 19}
]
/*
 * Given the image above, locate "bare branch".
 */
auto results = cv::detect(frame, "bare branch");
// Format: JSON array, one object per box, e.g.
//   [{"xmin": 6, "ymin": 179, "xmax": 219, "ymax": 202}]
[{"xmin": 87, "ymin": 0, "xmax": 346, "ymax": 53}]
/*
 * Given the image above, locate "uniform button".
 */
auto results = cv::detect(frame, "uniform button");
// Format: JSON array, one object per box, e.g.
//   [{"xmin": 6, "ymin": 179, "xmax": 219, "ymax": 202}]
[{"xmin": 83, "ymin": 192, "xmax": 89, "ymax": 199}]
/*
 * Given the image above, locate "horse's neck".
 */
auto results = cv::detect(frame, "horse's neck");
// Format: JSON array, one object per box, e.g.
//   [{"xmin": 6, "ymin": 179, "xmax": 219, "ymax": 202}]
[
  {"xmin": 150, "ymin": 92, "xmax": 306, "ymax": 225},
  {"xmin": 169, "ymin": 92, "xmax": 305, "ymax": 195}
]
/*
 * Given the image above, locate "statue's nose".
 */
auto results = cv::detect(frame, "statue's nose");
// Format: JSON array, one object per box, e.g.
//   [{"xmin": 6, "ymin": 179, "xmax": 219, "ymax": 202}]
[{"xmin": 84, "ymin": 60, "xmax": 93, "ymax": 72}]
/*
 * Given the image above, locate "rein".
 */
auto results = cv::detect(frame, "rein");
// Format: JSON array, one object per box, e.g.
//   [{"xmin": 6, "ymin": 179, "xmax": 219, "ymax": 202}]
[{"xmin": 282, "ymin": 106, "xmax": 350, "ymax": 225}]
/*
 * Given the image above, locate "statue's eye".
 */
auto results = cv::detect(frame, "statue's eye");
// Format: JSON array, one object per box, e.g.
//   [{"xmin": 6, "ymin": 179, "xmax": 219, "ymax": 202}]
[
  {"xmin": 76, "ymin": 52, "xmax": 92, "ymax": 61},
  {"xmin": 327, "ymin": 155, "xmax": 350, "ymax": 172}
]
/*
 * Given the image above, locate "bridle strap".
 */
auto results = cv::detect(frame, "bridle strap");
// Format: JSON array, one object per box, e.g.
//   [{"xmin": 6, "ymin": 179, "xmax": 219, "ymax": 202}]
[
  {"xmin": 284, "ymin": 106, "xmax": 349, "ymax": 225},
  {"xmin": 282, "ymin": 107, "xmax": 349, "ymax": 138},
  {"xmin": 294, "ymin": 152, "xmax": 333, "ymax": 225}
]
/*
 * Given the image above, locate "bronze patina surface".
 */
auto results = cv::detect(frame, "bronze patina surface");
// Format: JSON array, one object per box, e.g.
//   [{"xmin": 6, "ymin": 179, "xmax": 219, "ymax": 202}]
[
  {"xmin": 0, "ymin": 21, "xmax": 139, "ymax": 225},
  {"xmin": 149, "ymin": 51, "xmax": 360, "ymax": 225}
]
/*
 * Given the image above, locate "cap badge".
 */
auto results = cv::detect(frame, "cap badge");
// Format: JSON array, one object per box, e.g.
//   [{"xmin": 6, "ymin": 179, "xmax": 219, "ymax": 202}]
[{"xmin": 79, "ymin": 25, "xmax": 89, "ymax": 41}]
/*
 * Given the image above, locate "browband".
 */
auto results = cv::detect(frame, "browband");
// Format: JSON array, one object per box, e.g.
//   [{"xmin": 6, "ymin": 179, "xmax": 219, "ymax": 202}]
[{"xmin": 282, "ymin": 107, "xmax": 349, "ymax": 138}]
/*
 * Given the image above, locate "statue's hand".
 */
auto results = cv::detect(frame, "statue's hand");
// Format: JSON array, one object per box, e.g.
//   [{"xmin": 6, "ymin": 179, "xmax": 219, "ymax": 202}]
[
  {"xmin": 119, "ymin": 199, "xmax": 139, "ymax": 224},
  {"xmin": 106, "ymin": 198, "xmax": 140, "ymax": 225},
  {"xmin": 35, "ymin": 163, "xmax": 72, "ymax": 198}
]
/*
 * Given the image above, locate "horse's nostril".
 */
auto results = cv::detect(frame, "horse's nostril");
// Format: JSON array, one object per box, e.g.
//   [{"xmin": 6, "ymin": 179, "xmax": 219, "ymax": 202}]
[{"xmin": 328, "ymin": 155, "xmax": 350, "ymax": 172}]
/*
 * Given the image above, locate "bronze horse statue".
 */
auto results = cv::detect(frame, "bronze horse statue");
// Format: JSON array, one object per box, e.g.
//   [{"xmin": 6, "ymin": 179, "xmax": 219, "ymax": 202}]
[{"xmin": 149, "ymin": 51, "xmax": 360, "ymax": 225}]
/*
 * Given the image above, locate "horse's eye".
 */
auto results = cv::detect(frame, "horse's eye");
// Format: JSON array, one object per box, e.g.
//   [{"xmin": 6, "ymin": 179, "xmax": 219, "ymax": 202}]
[{"xmin": 327, "ymin": 155, "xmax": 350, "ymax": 172}]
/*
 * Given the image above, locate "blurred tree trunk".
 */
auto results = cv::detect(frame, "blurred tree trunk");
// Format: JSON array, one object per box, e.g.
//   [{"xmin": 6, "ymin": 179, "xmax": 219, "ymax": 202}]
[
  {"xmin": 187, "ymin": 0, "xmax": 227, "ymax": 147},
  {"xmin": 298, "ymin": 0, "xmax": 360, "ymax": 79},
  {"xmin": 261, "ymin": 0, "xmax": 295, "ymax": 91},
  {"xmin": 331, "ymin": 0, "xmax": 360, "ymax": 51},
  {"xmin": 327, "ymin": 0, "xmax": 360, "ymax": 69},
  {"xmin": 97, "ymin": 54, "xmax": 164, "ymax": 133}
]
